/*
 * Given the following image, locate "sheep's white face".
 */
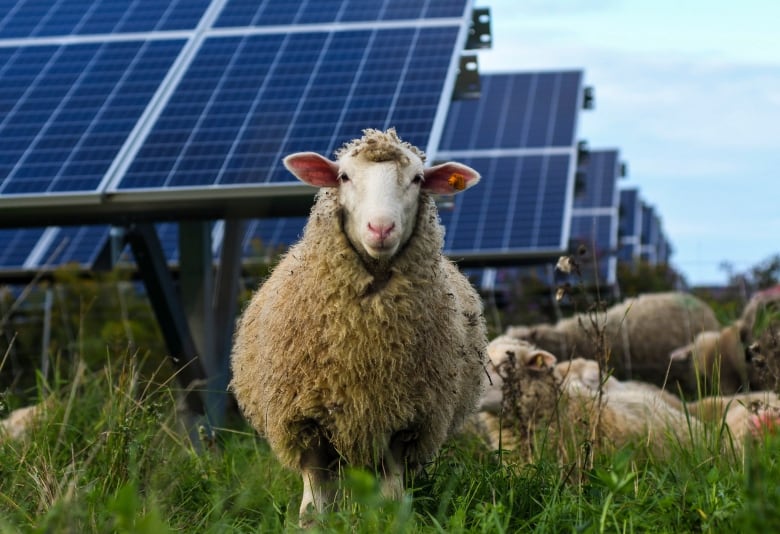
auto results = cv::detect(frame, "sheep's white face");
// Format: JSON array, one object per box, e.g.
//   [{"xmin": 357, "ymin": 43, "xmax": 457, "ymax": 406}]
[
  {"xmin": 336, "ymin": 154, "xmax": 424, "ymax": 260},
  {"xmin": 283, "ymin": 139, "xmax": 480, "ymax": 263}
]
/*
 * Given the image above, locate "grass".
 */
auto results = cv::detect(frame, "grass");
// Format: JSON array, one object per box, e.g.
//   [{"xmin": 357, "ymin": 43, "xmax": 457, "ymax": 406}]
[
  {"xmin": 2, "ymin": 351, "xmax": 780, "ymax": 533},
  {"xmin": 2, "ymin": 272, "xmax": 780, "ymax": 533}
]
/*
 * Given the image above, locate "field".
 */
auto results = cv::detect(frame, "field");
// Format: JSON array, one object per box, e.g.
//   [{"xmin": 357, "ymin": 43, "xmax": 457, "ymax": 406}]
[{"xmin": 2, "ymin": 274, "xmax": 780, "ymax": 533}]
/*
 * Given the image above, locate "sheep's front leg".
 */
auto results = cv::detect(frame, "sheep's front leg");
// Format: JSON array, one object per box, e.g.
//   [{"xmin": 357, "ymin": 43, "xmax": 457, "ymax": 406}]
[
  {"xmin": 380, "ymin": 431, "xmax": 414, "ymax": 500},
  {"xmin": 299, "ymin": 447, "xmax": 337, "ymax": 527}
]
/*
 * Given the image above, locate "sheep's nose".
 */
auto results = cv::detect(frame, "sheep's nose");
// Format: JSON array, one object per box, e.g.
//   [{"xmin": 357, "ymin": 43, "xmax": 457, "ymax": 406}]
[{"xmin": 367, "ymin": 221, "xmax": 395, "ymax": 241}]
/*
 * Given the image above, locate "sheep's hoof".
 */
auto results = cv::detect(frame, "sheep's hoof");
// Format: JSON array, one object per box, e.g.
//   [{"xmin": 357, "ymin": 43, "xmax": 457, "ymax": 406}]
[{"xmin": 298, "ymin": 503, "xmax": 321, "ymax": 529}]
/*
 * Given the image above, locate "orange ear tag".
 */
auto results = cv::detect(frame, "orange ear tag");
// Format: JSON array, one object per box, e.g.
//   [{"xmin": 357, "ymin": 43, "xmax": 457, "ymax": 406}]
[
  {"xmin": 448, "ymin": 173, "xmax": 466, "ymax": 190},
  {"xmin": 535, "ymin": 354, "xmax": 545, "ymax": 368}
]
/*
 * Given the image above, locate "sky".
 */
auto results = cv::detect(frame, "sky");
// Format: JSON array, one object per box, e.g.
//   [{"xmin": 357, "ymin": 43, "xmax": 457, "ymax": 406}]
[{"xmin": 474, "ymin": 0, "xmax": 780, "ymax": 287}]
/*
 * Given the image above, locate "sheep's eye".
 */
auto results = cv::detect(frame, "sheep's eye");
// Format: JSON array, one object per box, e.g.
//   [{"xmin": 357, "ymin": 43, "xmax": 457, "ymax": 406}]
[
  {"xmin": 412, "ymin": 174, "xmax": 423, "ymax": 184},
  {"xmin": 339, "ymin": 173, "xmax": 350, "ymax": 183}
]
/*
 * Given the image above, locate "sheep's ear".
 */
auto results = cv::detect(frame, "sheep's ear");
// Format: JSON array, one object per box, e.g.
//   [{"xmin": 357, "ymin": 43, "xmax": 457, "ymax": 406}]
[
  {"xmin": 526, "ymin": 350, "xmax": 556, "ymax": 373},
  {"xmin": 422, "ymin": 162, "xmax": 480, "ymax": 194},
  {"xmin": 283, "ymin": 152, "xmax": 340, "ymax": 187},
  {"xmin": 670, "ymin": 345, "xmax": 692, "ymax": 363}
]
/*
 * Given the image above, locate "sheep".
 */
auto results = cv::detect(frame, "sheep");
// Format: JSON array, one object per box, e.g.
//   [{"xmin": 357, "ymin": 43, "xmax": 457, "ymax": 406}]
[
  {"xmin": 740, "ymin": 286, "xmax": 780, "ymax": 390},
  {"xmin": 745, "ymin": 321, "xmax": 780, "ymax": 391},
  {"xmin": 229, "ymin": 128, "xmax": 487, "ymax": 524},
  {"xmin": 668, "ymin": 321, "xmax": 749, "ymax": 395},
  {"xmin": 477, "ymin": 336, "xmax": 702, "ymax": 463},
  {"xmin": 0, "ymin": 404, "xmax": 43, "ymax": 441},
  {"xmin": 506, "ymin": 292, "xmax": 721, "ymax": 395},
  {"xmin": 554, "ymin": 357, "xmax": 684, "ymax": 411},
  {"xmin": 542, "ymin": 355, "xmax": 780, "ymax": 445},
  {"xmin": 740, "ymin": 285, "xmax": 780, "ymax": 344}
]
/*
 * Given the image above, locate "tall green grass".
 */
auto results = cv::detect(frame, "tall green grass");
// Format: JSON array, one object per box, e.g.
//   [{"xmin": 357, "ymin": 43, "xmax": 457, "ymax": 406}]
[
  {"xmin": 2, "ymin": 350, "xmax": 780, "ymax": 533},
  {"xmin": 2, "ymin": 273, "xmax": 780, "ymax": 532}
]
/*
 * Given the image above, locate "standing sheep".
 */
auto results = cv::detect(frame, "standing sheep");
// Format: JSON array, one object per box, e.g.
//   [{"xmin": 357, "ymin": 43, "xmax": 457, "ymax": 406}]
[
  {"xmin": 506, "ymin": 292, "xmax": 720, "ymax": 395},
  {"xmin": 230, "ymin": 129, "xmax": 487, "ymax": 523}
]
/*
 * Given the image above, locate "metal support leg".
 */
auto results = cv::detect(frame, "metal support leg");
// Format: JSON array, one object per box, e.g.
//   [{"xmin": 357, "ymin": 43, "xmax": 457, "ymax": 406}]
[{"xmin": 125, "ymin": 223, "xmax": 207, "ymax": 416}]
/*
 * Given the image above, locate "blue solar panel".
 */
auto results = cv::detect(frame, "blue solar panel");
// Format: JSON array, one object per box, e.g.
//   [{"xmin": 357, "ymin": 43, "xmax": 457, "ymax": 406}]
[
  {"xmin": 0, "ymin": 39, "xmax": 184, "ymax": 195},
  {"xmin": 0, "ymin": 228, "xmax": 45, "ymax": 268},
  {"xmin": 214, "ymin": 0, "xmax": 468, "ymax": 28},
  {"xmin": 0, "ymin": 0, "xmax": 210, "ymax": 39},
  {"xmin": 573, "ymin": 150, "xmax": 619, "ymax": 209},
  {"xmin": 569, "ymin": 213, "xmax": 615, "ymax": 284},
  {"xmin": 243, "ymin": 217, "xmax": 307, "ymax": 258},
  {"xmin": 569, "ymin": 149, "xmax": 620, "ymax": 284},
  {"xmin": 35, "ymin": 226, "xmax": 111, "ymax": 267},
  {"xmin": 438, "ymin": 71, "xmax": 582, "ymax": 151},
  {"xmin": 618, "ymin": 188, "xmax": 641, "ymax": 263},
  {"xmin": 116, "ymin": 25, "xmax": 461, "ymax": 190},
  {"xmin": 438, "ymin": 155, "xmax": 572, "ymax": 254},
  {"xmin": 641, "ymin": 204, "xmax": 658, "ymax": 250}
]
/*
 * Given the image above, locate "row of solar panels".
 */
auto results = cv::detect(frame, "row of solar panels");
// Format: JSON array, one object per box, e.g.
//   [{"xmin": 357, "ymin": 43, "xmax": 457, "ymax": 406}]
[{"xmin": 0, "ymin": 0, "xmax": 672, "ymax": 288}]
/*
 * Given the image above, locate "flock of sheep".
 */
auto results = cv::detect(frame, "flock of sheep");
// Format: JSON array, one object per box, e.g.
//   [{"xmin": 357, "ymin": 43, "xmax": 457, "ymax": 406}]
[{"xmin": 2, "ymin": 129, "xmax": 779, "ymax": 526}]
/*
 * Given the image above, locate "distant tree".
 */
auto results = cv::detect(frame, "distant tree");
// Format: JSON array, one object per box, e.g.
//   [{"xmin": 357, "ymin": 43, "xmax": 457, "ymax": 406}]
[
  {"xmin": 747, "ymin": 254, "xmax": 780, "ymax": 290},
  {"xmin": 616, "ymin": 260, "xmax": 683, "ymax": 296}
]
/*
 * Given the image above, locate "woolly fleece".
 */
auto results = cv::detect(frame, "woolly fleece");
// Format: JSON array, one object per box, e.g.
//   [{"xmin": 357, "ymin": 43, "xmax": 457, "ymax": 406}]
[{"xmin": 230, "ymin": 187, "xmax": 487, "ymax": 470}]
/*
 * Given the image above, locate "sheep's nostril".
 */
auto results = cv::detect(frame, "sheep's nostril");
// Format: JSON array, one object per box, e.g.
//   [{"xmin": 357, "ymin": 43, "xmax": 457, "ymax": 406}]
[{"xmin": 368, "ymin": 221, "xmax": 395, "ymax": 240}]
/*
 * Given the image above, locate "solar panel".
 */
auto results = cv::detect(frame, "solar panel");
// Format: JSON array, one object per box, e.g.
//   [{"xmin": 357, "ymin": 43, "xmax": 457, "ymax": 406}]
[
  {"xmin": 114, "ymin": 24, "xmax": 464, "ymax": 190},
  {"xmin": 439, "ymin": 154, "xmax": 572, "ymax": 257},
  {"xmin": 438, "ymin": 71, "xmax": 582, "ymax": 151},
  {"xmin": 214, "ymin": 0, "xmax": 469, "ymax": 28},
  {"xmin": 434, "ymin": 71, "xmax": 583, "ymax": 263},
  {"xmin": 0, "ymin": 0, "xmax": 472, "ymax": 273},
  {"xmin": 33, "ymin": 225, "xmax": 112, "ymax": 267},
  {"xmin": 569, "ymin": 149, "xmax": 620, "ymax": 285},
  {"xmin": 0, "ymin": 228, "xmax": 45, "ymax": 269},
  {"xmin": 0, "ymin": 0, "xmax": 210, "ymax": 39},
  {"xmin": 0, "ymin": 39, "xmax": 184, "ymax": 196},
  {"xmin": 618, "ymin": 188, "xmax": 641, "ymax": 263}
]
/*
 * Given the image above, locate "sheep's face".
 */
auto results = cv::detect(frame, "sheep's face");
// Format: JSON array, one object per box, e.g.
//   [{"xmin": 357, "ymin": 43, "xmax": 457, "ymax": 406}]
[
  {"xmin": 283, "ymin": 132, "xmax": 480, "ymax": 262},
  {"xmin": 336, "ymin": 153, "xmax": 424, "ymax": 260}
]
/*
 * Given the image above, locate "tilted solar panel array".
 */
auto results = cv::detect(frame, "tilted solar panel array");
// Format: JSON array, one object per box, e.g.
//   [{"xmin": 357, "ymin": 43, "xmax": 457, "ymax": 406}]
[
  {"xmin": 569, "ymin": 149, "xmax": 621, "ymax": 285},
  {"xmin": 0, "ymin": 0, "xmax": 474, "ymax": 272},
  {"xmin": 617, "ymin": 188, "xmax": 672, "ymax": 268}
]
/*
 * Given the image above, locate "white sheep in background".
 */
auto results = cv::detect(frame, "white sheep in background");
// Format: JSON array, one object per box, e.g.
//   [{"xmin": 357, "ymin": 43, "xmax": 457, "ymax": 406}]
[
  {"xmin": 669, "ymin": 321, "xmax": 749, "ymax": 395},
  {"xmin": 500, "ymin": 350, "xmax": 780, "ymax": 457},
  {"xmin": 505, "ymin": 292, "xmax": 721, "ymax": 395},
  {"xmin": 230, "ymin": 128, "xmax": 487, "ymax": 524},
  {"xmin": 477, "ymin": 336, "xmax": 701, "ymax": 463},
  {"xmin": 0, "ymin": 404, "xmax": 43, "ymax": 441}
]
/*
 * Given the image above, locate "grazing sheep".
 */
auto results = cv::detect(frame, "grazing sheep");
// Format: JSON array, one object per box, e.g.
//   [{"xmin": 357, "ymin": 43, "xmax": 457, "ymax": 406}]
[
  {"xmin": 506, "ymin": 292, "xmax": 720, "ymax": 395},
  {"xmin": 668, "ymin": 321, "xmax": 749, "ymax": 395},
  {"xmin": 230, "ymin": 128, "xmax": 487, "ymax": 523},
  {"xmin": 477, "ymin": 336, "xmax": 701, "ymax": 463}
]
